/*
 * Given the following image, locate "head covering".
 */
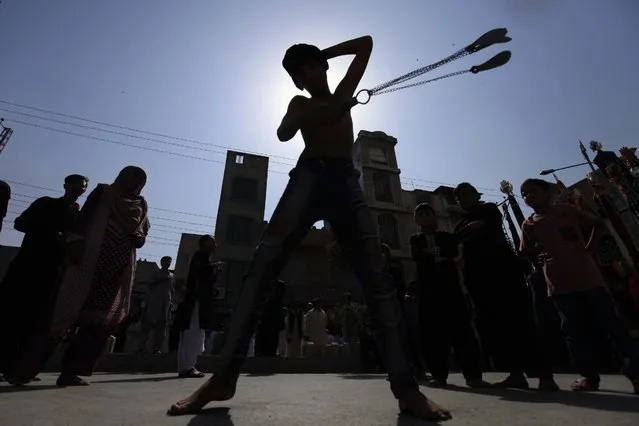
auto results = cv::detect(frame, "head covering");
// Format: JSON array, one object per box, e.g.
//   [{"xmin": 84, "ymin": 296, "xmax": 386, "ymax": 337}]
[{"xmin": 106, "ymin": 166, "xmax": 149, "ymax": 237}]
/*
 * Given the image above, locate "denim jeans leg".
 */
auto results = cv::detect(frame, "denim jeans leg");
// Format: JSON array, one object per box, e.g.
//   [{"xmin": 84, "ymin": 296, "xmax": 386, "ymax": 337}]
[
  {"xmin": 327, "ymin": 170, "xmax": 418, "ymax": 399},
  {"xmin": 214, "ymin": 165, "xmax": 320, "ymax": 383}
]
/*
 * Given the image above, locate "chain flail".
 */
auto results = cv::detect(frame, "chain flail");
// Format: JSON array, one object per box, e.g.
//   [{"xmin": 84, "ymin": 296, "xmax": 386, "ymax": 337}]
[
  {"xmin": 372, "ymin": 69, "xmax": 470, "ymax": 96},
  {"xmin": 355, "ymin": 28, "xmax": 512, "ymax": 105},
  {"xmin": 369, "ymin": 48, "xmax": 471, "ymax": 95}
]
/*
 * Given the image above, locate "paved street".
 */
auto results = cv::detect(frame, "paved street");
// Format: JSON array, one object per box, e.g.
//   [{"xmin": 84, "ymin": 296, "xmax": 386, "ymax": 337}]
[{"xmin": 1, "ymin": 373, "xmax": 637, "ymax": 426}]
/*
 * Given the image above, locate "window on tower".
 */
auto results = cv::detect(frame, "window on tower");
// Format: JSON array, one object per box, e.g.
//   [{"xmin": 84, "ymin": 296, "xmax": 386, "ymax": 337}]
[
  {"xmin": 377, "ymin": 213, "xmax": 400, "ymax": 249},
  {"xmin": 373, "ymin": 172, "xmax": 394, "ymax": 203},
  {"xmin": 225, "ymin": 215, "xmax": 253, "ymax": 244},
  {"xmin": 369, "ymin": 147, "xmax": 388, "ymax": 165},
  {"xmin": 230, "ymin": 177, "xmax": 258, "ymax": 202},
  {"xmin": 235, "ymin": 154, "xmax": 244, "ymax": 165}
]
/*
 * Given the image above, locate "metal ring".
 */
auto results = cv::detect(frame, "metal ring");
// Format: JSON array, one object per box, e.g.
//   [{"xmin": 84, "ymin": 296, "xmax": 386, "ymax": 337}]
[{"xmin": 356, "ymin": 89, "xmax": 371, "ymax": 105}]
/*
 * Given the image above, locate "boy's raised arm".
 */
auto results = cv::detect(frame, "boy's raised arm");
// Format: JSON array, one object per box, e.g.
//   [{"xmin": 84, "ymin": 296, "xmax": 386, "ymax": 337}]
[{"xmin": 322, "ymin": 36, "xmax": 373, "ymax": 101}]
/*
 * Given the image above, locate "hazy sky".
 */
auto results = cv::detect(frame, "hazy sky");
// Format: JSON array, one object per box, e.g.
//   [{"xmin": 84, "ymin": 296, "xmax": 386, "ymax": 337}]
[{"xmin": 1, "ymin": 0, "xmax": 638, "ymax": 261}]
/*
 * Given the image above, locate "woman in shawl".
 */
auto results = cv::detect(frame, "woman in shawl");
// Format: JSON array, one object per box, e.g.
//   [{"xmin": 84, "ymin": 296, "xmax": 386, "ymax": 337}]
[{"xmin": 50, "ymin": 166, "xmax": 150, "ymax": 386}]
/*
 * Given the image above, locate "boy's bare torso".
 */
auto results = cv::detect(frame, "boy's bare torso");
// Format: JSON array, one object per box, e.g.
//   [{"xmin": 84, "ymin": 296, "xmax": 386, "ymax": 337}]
[{"xmin": 298, "ymin": 95, "xmax": 354, "ymax": 160}]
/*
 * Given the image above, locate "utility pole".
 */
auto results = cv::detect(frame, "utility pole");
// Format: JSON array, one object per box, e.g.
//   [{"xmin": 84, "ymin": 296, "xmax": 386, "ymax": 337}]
[{"xmin": 0, "ymin": 119, "xmax": 14, "ymax": 156}]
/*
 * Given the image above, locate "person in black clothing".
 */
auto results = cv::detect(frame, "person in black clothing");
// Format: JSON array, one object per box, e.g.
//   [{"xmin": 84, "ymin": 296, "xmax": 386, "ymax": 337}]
[
  {"xmin": 174, "ymin": 235, "xmax": 223, "ymax": 378},
  {"xmin": 410, "ymin": 203, "xmax": 489, "ymax": 388},
  {"xmin": 0, "ymin": 174, "xmax": 88, "ymax": 384},
  {"xmin": 453, "ymin": 182, "xmax": 558, "ymax": 391},
  {"xmin": 254, "ymin": 280, "xmax": 287, "ymax": 357}
]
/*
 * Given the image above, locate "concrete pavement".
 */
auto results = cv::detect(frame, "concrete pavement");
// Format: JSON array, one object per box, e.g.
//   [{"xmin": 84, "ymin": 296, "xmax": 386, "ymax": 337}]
[{"xmin": 1, "ymin": 373, "xmax": 637, "ymax": 426}]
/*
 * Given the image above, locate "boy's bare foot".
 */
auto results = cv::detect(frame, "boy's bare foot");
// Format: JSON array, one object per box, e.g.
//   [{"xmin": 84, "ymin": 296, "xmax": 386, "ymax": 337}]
[
  {"xmin": 398, "ymin": 391, "xmax": 452, "ymax": 422},
  {"xmin": 167, "ymin": 376, "xmax": 236, "ymax": 416}
]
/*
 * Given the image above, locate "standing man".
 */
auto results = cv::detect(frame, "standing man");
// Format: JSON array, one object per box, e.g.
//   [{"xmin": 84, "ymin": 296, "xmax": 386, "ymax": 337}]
[
  {"xmin": 410, "ymin": 203, "xmax": 488, "ymax": 388},
  {"xmin": 138, "ymin": 256, "xmax": 175, "ymax": 354},
  {"xmin": 453, "ymin": 182, "xmax": 557, "ymax": 391},
  {"xmin": 254, "ymin": 280, "xmax": 287, "ymax": 357},
  {"xmin": 0, "ymin": 174, "xmax": 88, "ymax": 384},
  {"xmin": 337, "ymin": 293, "xmax": 360, "ymax": 344},
  {"xmin": 0, "ymin": 180, "xmax": 10, "ymax": 238},
  {"xmin": 303, "ymin": 298, "xmax": 328, "ymax": 356},
  {"xmin": 174, "ymin": 235, "xmax": 223, "ymax": 378}
]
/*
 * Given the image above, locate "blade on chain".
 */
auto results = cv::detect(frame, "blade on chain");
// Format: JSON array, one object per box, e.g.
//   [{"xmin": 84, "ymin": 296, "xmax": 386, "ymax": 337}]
[
  {"xmin": 470, "ymin": 51, "xmax": 512, "ymax": 74},
  {"xmin": 366, "ymin": 28, "xmax": 512, "ymax": 97},
  {"xmin": 466, "ymin": 28, "xmax": 512, "ymax": 53}
]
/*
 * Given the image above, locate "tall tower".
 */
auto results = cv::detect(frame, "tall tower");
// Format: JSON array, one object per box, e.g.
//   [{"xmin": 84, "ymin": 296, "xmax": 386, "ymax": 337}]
[
  {"xmin": 352, "ymin": 130, "xmax": 410, "ymax": 255},
  {"xmin": 214, "ymin": 151, "xmax": 269, "ymax": 303}
]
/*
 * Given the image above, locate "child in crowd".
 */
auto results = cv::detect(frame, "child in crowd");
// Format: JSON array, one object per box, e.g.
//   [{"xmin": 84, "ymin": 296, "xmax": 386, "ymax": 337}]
[
  {"xmin": 410, "ymin": 203, "xmax": 489, "ymax": 388},
  {"xmin": 520, "ymin": 178, "xmax": 639, "ymax": 394}
]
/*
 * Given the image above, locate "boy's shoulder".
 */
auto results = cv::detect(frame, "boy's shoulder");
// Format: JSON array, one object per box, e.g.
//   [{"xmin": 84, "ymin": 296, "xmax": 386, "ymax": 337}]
[{"xmin": 289, "ymin": 95, "xmax": 310, "ymax": 107}]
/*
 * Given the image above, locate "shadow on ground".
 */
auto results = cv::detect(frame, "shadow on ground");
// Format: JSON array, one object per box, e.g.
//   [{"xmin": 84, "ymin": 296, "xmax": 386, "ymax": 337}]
[
  {"xmin": 186, "ymin": 407, "xmax": 234, "ymax": 426},
  {"xmin": 338, "ymin": 374, "xmax": 639, "ymax": 414},
  {"xmin": 0, "ymin": 384, "xmax": 59, "ymax": 394},
  {"xmin": 339, "ymin": 374, "xmax": 387, "ymax": 380},
  {"xmin": 444, "ymin": 384, "xmax": 639, "ymax": 414},
  {"xmin": 92, "ymin": 373, "xmax": 183, "ymax": 384}
]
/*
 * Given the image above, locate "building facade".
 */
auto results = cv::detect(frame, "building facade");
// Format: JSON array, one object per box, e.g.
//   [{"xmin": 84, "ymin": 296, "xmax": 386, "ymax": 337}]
[
  {"xmin": 352, "ymin": 130, "xmax": 460, "ymax": 281},
  {"xmin": 213, "ymin": 151, "xmax": 269, "ymax": 304}
]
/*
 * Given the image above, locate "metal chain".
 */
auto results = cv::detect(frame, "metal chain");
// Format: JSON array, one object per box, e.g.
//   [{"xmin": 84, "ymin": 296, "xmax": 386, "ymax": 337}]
[
  {"xmin": 372, "ymin": 69, "xmax": 470, "ymax": 96},
  {"xmin": 369, "ymin": 48, "xmax": 471, "ymax": 95}
]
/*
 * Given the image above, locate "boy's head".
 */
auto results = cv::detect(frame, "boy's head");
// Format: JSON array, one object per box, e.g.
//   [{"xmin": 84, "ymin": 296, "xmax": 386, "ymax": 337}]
[
  {"xmin": 160, "ymin": 256, "xmax": 172, "ymax": 269},
  {"xmin": 454, "ymin": 182, "xmax": 481, "ymax": 212},
  {"xmin": 64, "ymin": 174, "xmax": 89, "ymax": 199},
  {"xmin": 312, "ymin": 298, "xmax": 322, "ymax": 310},
  {"xmin": 199, "ymin": 234, "xmax": 217, "ymax": 253},
  {"xmin": 282, "ymin": 44, "xmax": 329, "ymax": 92},
  {"xmin": 520, "ymin": 178, "xmax": 552, "ymax": 211},
  {"xmin": 414, "ymin": 203, "xmax": 437, "ymax": 230}
]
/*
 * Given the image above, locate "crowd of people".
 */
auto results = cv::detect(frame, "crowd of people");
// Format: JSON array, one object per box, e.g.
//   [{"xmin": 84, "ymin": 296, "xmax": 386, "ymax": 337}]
[
  {"xmin": 0, "ymin": 166, "xmax": 149, "ymax": 386},
  {"xmin": 2, "ymin": 34, "xmax": 639, "ymax": 422}
]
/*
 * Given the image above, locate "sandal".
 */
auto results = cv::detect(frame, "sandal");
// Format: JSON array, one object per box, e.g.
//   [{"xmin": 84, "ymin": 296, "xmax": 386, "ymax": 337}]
[{"xmin": 570, "ymin": 377, "xmax": 599, "ymax": 392}]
